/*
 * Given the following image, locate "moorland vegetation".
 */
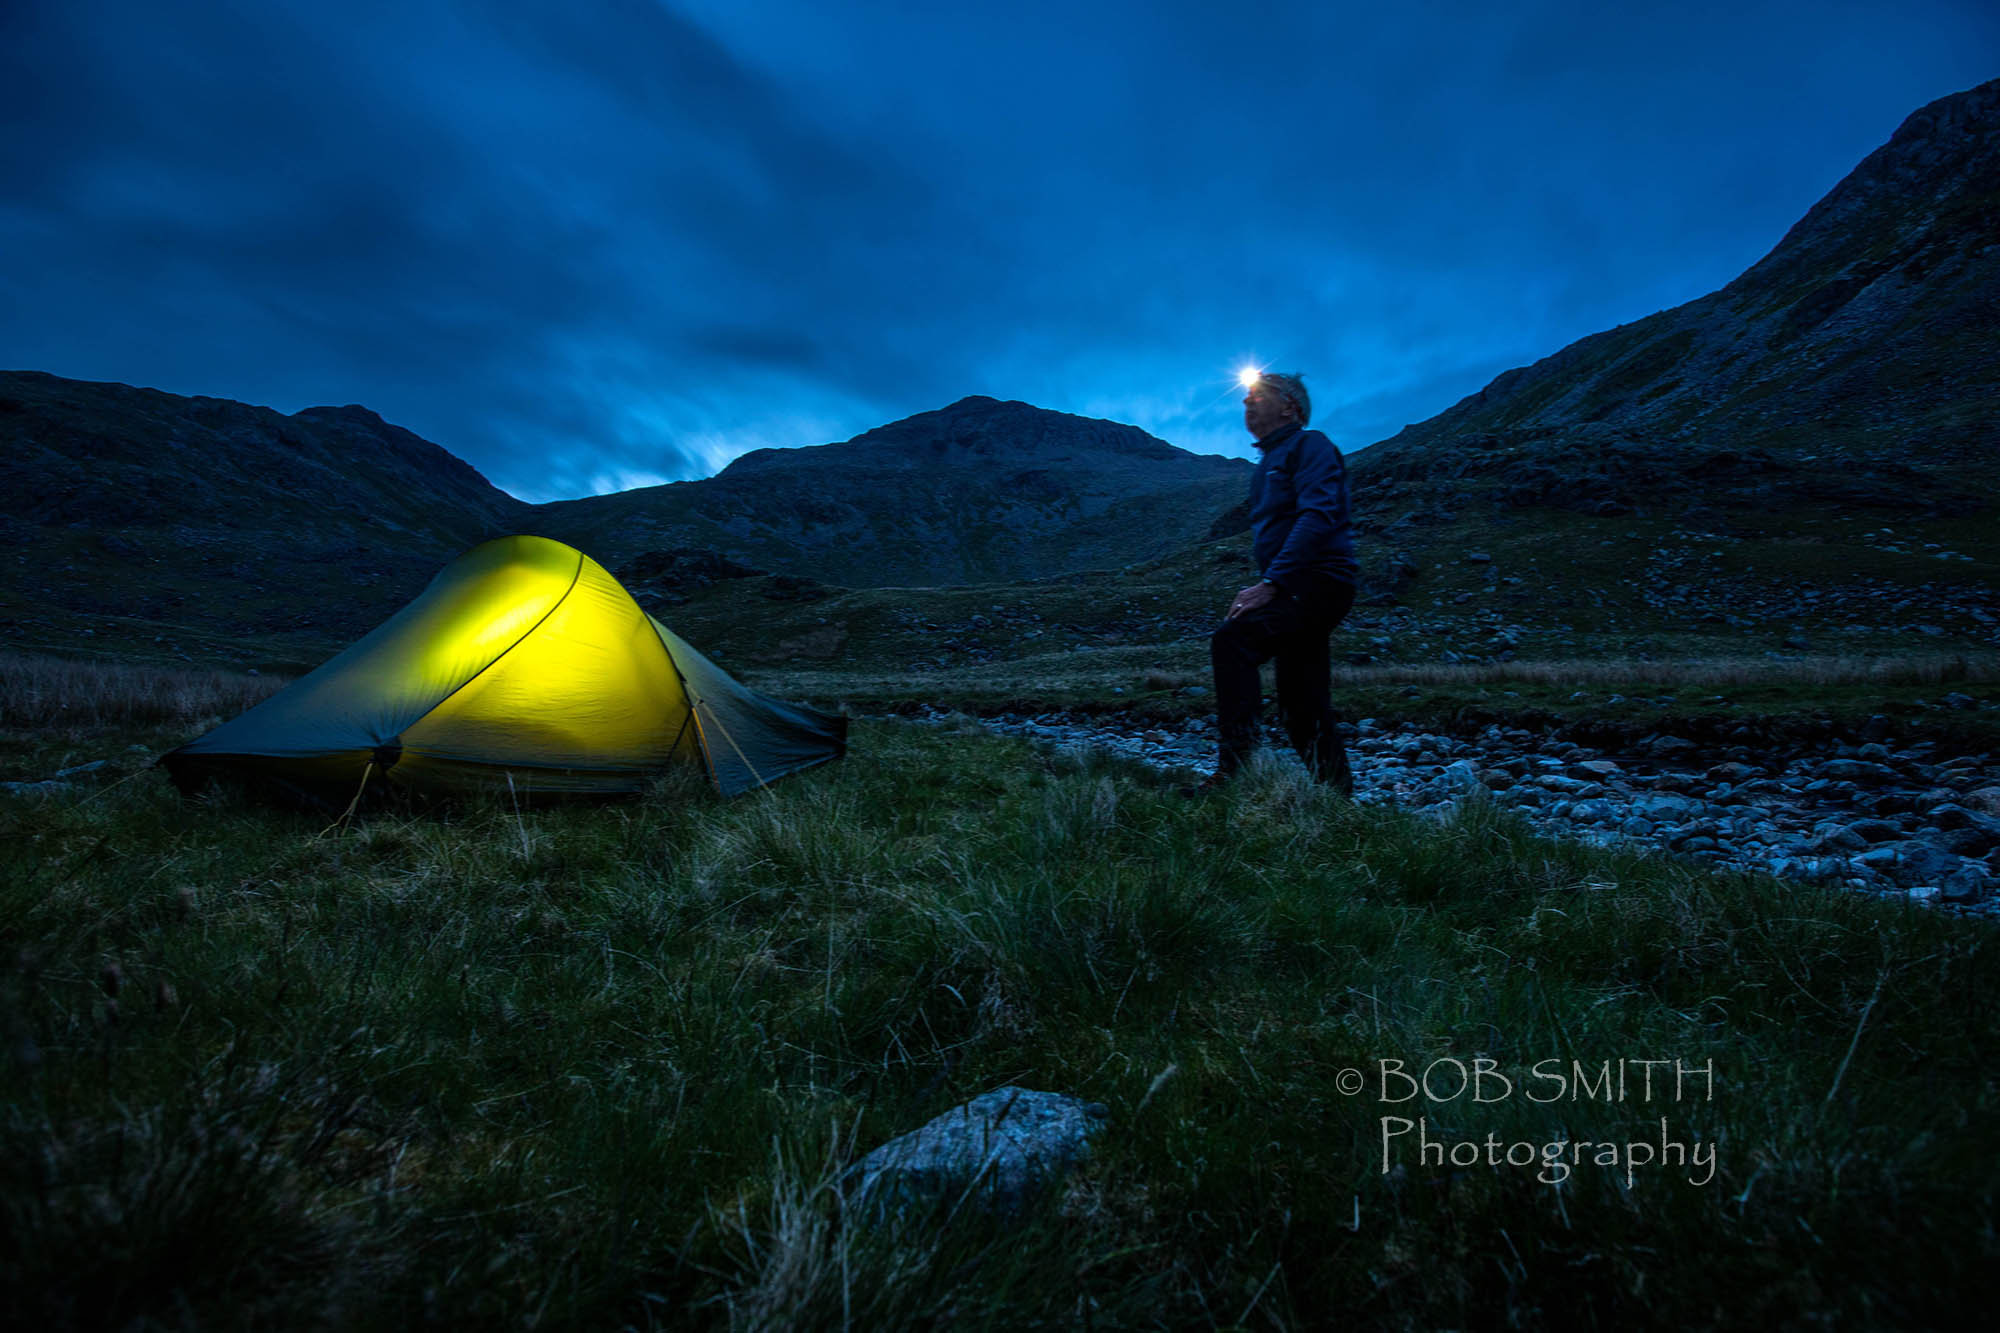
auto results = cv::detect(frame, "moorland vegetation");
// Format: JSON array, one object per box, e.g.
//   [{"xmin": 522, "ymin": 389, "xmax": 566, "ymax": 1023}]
[{"xmin": 4, "ymin": 656, "xmax": 1997, "ymax": 1329}]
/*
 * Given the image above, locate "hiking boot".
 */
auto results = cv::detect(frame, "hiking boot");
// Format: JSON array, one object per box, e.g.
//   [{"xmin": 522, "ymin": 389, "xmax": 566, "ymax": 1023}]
[{"xmin": 1322, "ymin": 745, "xmax": 1355, "ymax": 798}]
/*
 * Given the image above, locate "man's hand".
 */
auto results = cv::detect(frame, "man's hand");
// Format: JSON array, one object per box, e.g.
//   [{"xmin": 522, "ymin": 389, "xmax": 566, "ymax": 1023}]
[{"xmin": 1227, "ymin": 580, "xmax": 1277, "ymax": 620}]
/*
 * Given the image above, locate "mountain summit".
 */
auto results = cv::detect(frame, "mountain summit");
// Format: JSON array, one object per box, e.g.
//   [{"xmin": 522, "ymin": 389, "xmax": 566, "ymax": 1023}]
[
  {"xmin": 533, "ymin": 396, "xmax": 1250, "ymax": 587},
  {"xmin": 721, "ymin": 396, "xmax": 1202, "ymax": 478}
]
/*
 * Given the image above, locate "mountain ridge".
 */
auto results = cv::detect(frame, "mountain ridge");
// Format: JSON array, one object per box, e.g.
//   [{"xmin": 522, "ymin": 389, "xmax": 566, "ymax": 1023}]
[
  {"xmin": 0, "ymin": 380, "xmax": 1253, "ymax": 664},
  {"xmin": 1357, "ymin": 76, "xmax": 1999, "ymax": 497},
  {"xmin": 526, "ymin": 394, "xmax": 1251, "ymax": 586},
  {"xmin": 0, "ymin": 369, "xmax": 523, "ymax": 534},
  {"xmin": 4, "ymin": 79, "xmax": 1997, "ymax": 672}
]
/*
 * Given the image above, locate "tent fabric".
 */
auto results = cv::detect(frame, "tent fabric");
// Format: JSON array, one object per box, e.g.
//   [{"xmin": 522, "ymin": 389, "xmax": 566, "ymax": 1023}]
[{"xmin": 163, "ymin": 535, "xmax": 846, "ymax": 800}]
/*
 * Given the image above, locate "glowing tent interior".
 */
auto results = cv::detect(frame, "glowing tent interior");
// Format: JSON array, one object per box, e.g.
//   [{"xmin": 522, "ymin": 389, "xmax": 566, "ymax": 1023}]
[{"xmin": 162, "ymin": 535, "xmax": 847, "ymax": 801}]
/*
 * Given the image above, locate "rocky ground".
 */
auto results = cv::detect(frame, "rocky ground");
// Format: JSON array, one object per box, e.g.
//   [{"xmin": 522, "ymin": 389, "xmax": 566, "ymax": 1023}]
[{"xmin": 906, "ymin": 702, "xmax": 2000, "ymax": 919}]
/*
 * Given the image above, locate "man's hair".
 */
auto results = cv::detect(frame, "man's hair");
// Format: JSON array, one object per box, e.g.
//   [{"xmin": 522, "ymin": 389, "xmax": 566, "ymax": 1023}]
[{"xmin": 1261, "ymin": 372, "xmax": 1310, "ymax": 425}]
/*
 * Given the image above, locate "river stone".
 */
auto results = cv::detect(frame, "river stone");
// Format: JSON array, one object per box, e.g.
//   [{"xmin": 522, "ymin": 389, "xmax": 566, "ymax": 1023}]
[
  {"xmin": 1812, "ymin": 826, "xmax": 1869, "ymax": 854},
  {"xmin": 847, "ymin": 1087, "xmax": 1108, "ymax": 1218},
  {"xmin": 1435, "ymin": 759, "xmax": 1483, "ymax": 798},
  {"xmin": 1634, "ymin": 794, "xmax": 1700, "ymax": 821},
  {"xmin": 1821, "ymin": 760, "xmax": 1900, "ymax": 784},
  {"xmin": 54, "ymin": 760, "xmax": 108, "ymax": 779},
  {"xmin": 1669, "ymin": 821, "xmax": 1721, "ymax": 847},
  {"xmin": 1935, "ymin": 824, "xmax": 1995, "ymax": 857},
  {"xmin": 1846, "ymin": 818, "xmax": 1905, "ymax": 843},
  {"xmin": 1942, "ymin": 864, "xmax": 1994, "ymax": 903},
  {"xmin": 1854, "ymin": 840, "xmax": 1965, "ymax": 888},
  {"xmin": 1929, "ymin": 804, "xmax": 2000, "ymax": 836}
]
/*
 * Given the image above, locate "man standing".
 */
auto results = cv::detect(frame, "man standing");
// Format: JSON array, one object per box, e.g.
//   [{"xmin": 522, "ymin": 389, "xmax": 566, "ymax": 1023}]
[{"xmin": 1200, "ymin": 370, "xmax": 1357, "ymax": 794}]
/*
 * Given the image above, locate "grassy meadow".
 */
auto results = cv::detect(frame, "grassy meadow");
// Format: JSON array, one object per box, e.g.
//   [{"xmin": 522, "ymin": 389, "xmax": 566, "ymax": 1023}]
[{"xmin": 4, "ymin": 654, "xmax": 2000, "ymax": 1330}]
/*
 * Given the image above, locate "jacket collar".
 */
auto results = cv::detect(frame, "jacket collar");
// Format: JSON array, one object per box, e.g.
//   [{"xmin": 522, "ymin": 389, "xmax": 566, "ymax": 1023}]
[{"xmin": 1254, "ymin": 422, "xmax": 1304, "ymax": 453}]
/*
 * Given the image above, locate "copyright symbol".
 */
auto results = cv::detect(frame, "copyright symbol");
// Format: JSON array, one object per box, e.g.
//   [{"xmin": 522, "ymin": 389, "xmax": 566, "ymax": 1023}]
[{"xmin": 1336, "ymin": 1068, "xmax": 1364, "ymax": 1096}]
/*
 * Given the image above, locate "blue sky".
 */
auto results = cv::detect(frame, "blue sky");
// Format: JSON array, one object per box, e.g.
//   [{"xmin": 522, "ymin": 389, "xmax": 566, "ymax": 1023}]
[{"xmin": 3, "ymin": 1, "xmax": 1994, "ymax": 502}]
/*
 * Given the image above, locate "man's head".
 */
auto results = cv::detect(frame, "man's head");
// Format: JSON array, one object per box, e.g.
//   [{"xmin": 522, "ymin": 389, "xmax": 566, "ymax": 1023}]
[{"xmin": 1243, "ymin": 371, "xmax": 1310, "ymax": 440}]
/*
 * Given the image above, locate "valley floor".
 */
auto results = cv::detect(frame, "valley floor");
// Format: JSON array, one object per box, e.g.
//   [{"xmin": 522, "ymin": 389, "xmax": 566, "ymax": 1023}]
[{"xmin": 5, "ymin": 662, "xmax": 1999, "ymax": 1327}]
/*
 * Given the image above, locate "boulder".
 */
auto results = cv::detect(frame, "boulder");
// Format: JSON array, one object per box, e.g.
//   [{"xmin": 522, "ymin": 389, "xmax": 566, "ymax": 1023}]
[{"xmin": 847, "ymin": 1087, "xmax": 1108, "ymax": 1218}]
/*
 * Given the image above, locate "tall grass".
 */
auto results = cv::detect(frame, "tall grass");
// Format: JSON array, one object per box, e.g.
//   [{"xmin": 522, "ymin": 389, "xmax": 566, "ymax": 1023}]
[
  {"xmin": 0, "ymin": 652, "xmax": 287, "ymax": 728},
  {"xmin": 3, "ymin": 716, "xmax": 1997, "ymax": 1328}
]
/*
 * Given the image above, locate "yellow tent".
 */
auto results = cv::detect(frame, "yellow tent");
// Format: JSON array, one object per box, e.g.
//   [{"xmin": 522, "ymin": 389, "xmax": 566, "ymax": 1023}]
[{"xmin": 163, "ymin": 535, "xmax": 846, "ymax": 801}]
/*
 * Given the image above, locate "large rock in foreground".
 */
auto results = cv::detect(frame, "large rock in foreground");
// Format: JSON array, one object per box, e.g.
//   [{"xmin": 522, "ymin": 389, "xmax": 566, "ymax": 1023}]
[{"xmin": 847, "ymin": 1087, "xmax": 1109, "ymax": 1218}]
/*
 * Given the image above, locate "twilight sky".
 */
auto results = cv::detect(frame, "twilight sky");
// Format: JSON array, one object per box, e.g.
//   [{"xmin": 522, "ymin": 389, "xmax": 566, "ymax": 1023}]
[{"xmin": 3, "ymin": 2, "xmax": 1995, "ymax": 502}]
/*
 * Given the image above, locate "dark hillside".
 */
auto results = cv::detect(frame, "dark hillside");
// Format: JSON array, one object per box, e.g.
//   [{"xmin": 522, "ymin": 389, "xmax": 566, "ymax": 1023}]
[
  {"xmin": 1352, "ymin": 77, "xmax": 2000, "ymax": 519},
  {"xmin": 530, "ymin": 395, "xmax": 1251, "ymax": 586},
  {"xmin": 0, "ymin": 371, "xmax": 528, "ymax": 664}
]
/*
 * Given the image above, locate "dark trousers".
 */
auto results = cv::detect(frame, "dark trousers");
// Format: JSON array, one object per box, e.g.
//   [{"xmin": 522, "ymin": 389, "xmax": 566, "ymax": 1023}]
[{"xmin": 1210, "ymin": 581, "xmax": 1356, "ymax": 790}]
